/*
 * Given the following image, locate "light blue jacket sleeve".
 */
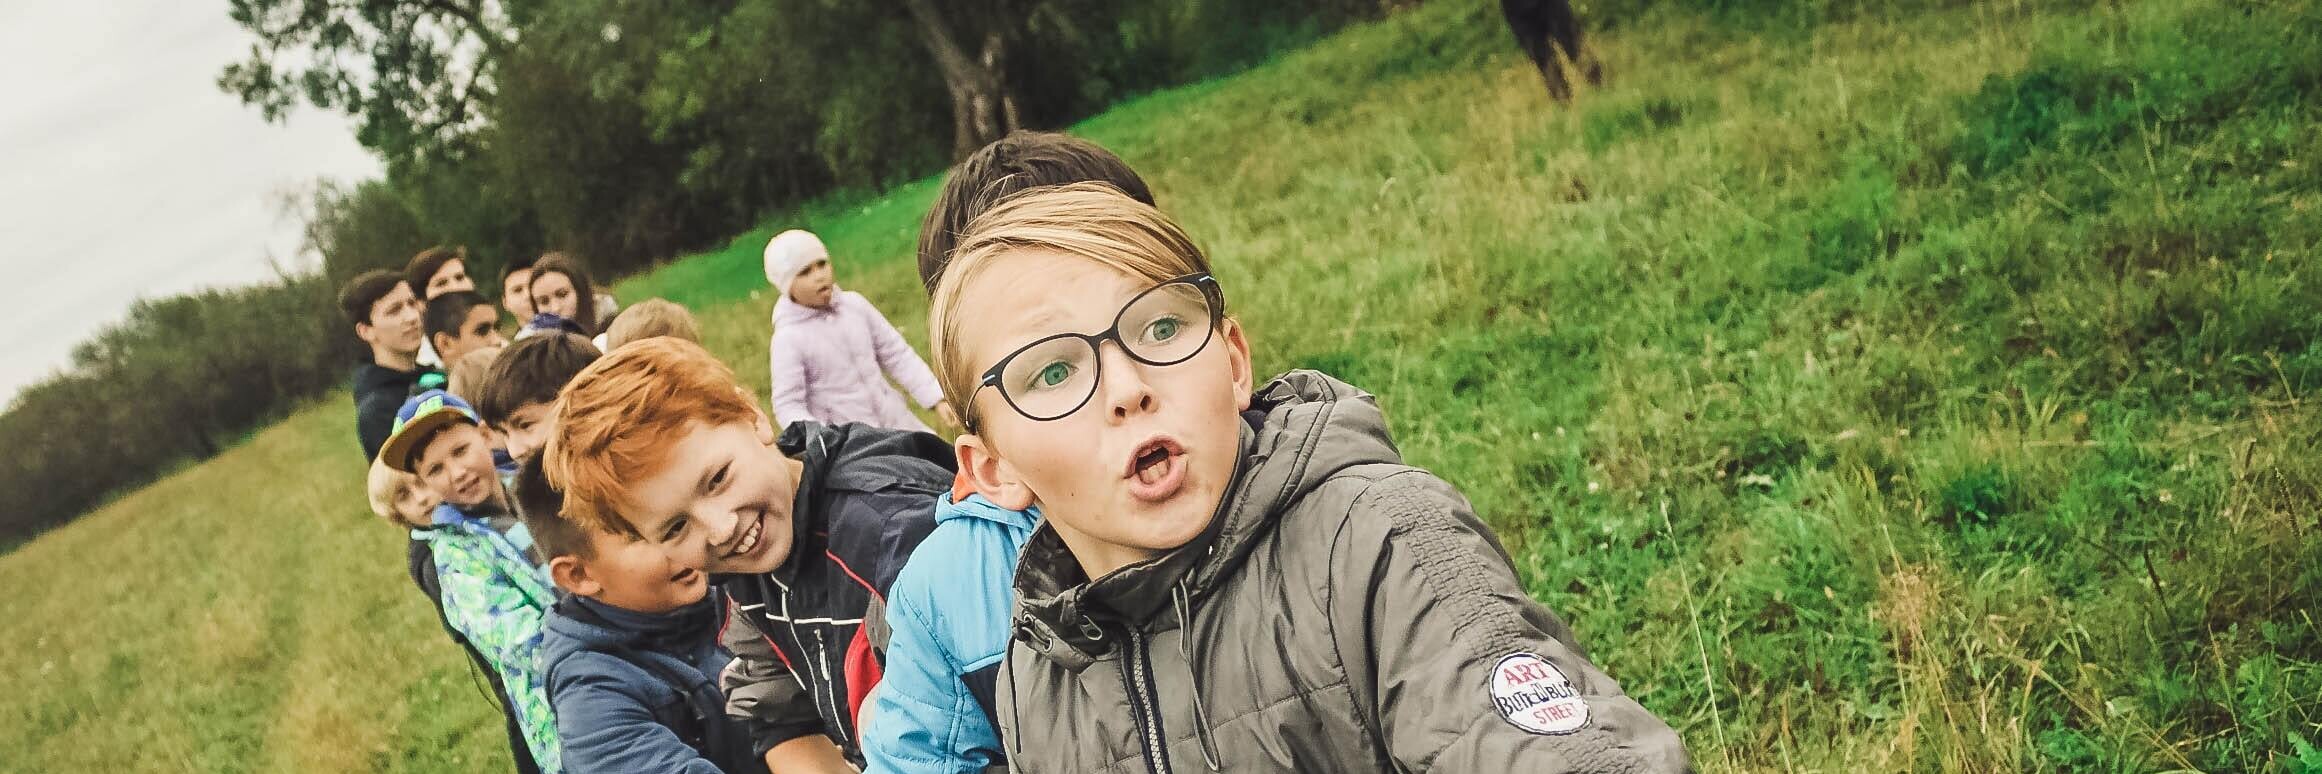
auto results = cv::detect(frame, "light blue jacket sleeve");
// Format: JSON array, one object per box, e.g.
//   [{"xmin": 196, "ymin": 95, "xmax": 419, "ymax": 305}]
[{"xmin": 862, "ymin": 496, "xmax": 1034, "ymax": 774}]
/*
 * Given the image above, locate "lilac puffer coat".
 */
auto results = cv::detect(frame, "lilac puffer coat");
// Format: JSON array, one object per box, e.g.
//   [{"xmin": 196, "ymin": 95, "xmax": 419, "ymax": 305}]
[{"xmin": 769, "ymin": 289, "xmax": 944, "ymax": 433}]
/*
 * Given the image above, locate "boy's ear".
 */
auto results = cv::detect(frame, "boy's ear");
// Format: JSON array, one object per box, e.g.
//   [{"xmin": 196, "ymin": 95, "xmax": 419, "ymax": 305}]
[
  {"xmin": 354, "ymin": 320, "xmax": 379, "ymax": 346},
  {"xmin": 1221, "ymin": 318, "xmax": 1255, "ymax": 410},
  {"xmin": 738, "ymin": 387, "xmax": 777, "ymax": 445},
  {"xmin": 548, "ymin": 555, "xmax": 601, "ymax": 598},
  {"xmin": 956, "ymin": 434, "xmax": 1035, "ymax": 511},
  {"xmin": 431, "ymin": 331, "xmax": 457, "ymax": 356}
]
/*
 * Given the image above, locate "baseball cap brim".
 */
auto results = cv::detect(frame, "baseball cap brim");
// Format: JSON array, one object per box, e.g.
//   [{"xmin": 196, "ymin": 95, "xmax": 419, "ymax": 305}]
[{"xmin": 379, "ymin": 408, "xmax": 475, "ymax": 474}]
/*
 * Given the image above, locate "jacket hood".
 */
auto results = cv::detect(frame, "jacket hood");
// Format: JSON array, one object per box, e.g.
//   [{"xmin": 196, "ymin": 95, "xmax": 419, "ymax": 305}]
[
  {"xmin": 766, "ymin": 420, "xmax": 954, "ymax": 584},
  {"xmin": 935, "ymin": 494, "xmax": 1041, "ymax": 532},
  {"xmin": 1012, "ymin": 370, "xmax": 1402, "ymax": 668},
  {"xmin": 540, "ymin": 591, "xmax": 724, "ymax": 675}
]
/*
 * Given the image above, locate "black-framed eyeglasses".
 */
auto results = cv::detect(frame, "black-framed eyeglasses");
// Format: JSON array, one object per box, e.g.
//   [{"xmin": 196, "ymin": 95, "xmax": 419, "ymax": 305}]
[{"xmin": 967, "ymin": 273, "xmax": 1223, "ymax": 430}]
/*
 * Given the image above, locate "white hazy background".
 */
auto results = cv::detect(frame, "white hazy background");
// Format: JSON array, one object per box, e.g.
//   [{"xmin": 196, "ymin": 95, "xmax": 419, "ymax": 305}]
[{"xmin": 0, "ymin": 1, "xmax": 382, "ymax": 407}]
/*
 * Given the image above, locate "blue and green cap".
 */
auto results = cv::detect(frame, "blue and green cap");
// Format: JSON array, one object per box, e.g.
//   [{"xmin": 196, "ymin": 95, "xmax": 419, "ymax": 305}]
[{"xmin": 379, "ymin": 389, "xmax": 483, "ymax": 473}]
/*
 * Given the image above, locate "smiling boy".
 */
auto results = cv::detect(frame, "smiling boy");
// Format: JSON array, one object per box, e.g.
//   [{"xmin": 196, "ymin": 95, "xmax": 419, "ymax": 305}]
[
  {"xmin": 517, "ymin": 456, "xmax": 767, "ymax": 774},
  {"xmin": 543, "ymin": 338, "xmax": 953, "ymax": 772},
  {"xmin": 927, "ymin": 184, "xmax": 1689, "ymax": 772},
  {"xmin": 384, "ymin": 390, "xmax": 563, "ymax": 774}
]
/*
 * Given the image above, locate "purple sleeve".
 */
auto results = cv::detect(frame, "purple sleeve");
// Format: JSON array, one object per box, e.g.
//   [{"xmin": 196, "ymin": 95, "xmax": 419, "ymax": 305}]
[
  {"xmin": 856, "ymin": 293, "xmax": 946, "ymax": 409},
  {"xmin": 770, "ymin": 324, "xmax": 815, "ymax": 427}
]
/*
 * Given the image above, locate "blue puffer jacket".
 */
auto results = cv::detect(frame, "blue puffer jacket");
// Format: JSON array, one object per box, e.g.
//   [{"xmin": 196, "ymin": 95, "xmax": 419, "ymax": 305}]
[
  {"xmin": 863, "ymin": 494, "xmax": 1038, "ymax": 774},
  {"xmin": 541, "ymin": 591, "xmax": 767, "ymax": 774}
]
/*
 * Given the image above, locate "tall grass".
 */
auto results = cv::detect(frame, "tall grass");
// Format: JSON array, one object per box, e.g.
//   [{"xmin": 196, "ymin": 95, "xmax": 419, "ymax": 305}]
[{"xmin": 2, "ymin": 0, "xmax": 2316, "ymax": 771}]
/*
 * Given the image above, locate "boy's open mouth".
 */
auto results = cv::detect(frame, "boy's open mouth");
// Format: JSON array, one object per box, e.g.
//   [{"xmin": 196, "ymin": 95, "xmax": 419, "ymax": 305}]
[
  {"xmin": 1124, "ymin": 436, "xmax": 1188, "ymax": 503},
  {"xmin": 724, "ymin": 509, "xmax": 765, "ymax": 559},
  {"xmin": 670, "ymin": 567, "xmax": 701, "ymax": 585}
]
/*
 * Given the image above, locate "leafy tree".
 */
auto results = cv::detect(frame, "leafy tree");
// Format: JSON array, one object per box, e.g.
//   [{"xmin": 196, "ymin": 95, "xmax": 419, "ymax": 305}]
[{"xmin": 218, "ymin": 0, "xmax": 516, "ymax": 164}]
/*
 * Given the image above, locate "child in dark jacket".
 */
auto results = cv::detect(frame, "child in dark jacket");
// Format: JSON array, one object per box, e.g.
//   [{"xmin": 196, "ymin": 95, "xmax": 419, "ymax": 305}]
[
  {"xmin": 516, "ymin": 457, "xmax": 767, "ymax": 774},
  {"xmin": 542, "ymin": 337, "xmax": 951, "ymax": 773}
]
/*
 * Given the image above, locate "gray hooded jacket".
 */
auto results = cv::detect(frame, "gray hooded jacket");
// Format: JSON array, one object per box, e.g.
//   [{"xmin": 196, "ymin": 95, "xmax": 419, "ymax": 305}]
[{"xmin": 996, "ymin": 371, "xmax": 1689, "ymax": 773}]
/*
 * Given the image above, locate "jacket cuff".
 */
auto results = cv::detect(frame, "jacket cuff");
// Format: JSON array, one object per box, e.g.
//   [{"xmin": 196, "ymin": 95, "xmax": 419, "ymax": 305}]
[{"xmin": 752, "ymin": 722, "xmax": 829, "ymax": 758}]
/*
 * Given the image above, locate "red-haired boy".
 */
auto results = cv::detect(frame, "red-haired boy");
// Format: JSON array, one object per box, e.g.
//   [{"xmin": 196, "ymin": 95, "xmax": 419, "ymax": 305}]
[{"xmin": 542, "ymin": 338, "xmax": 952, "ymax": 773}]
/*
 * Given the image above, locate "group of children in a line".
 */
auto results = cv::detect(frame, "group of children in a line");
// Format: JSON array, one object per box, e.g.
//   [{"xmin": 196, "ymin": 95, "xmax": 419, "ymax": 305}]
[{"xmin": 341, "ymin": 132, "xmax": 1690, "ymax": 774}]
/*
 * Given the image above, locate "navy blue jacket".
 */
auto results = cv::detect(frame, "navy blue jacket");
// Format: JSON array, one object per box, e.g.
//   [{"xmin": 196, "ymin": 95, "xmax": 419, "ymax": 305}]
[
  {"xmin": 716, "ymin": 421, "xmax": 951, "ymax": 760},
  {"xmin": 541, "ymin": 591, "xmax": 768, "ymax": 774}
]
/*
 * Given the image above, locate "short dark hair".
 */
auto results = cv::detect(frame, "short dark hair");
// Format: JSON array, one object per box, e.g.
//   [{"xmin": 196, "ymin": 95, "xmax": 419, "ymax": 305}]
[
  {"xmin": 338, "ymin": 270, "xmax": 410, "ymax": 326},
  {"xmin": 529, "ymin": 252, "xmax": 601, "ymax": 336},
  {"xmin": 514, "ymin": 454, "xmax": 599, "ymax": 560},
  {"xmin": 498, "ymin": 253, "xmax": 538, "ymax": 291},
  {"xmin": 476, "ymin": 332, "xmax": 602, "ymax": 427},
  {"xmin": 917, "ymin": 131, "xmax": 1155, "ymax": 294},
  {"xmin": 405, "ymin": 246, "xmax": 467, "ymax": 298},
  {"xmin": 423, "ymin": 290, "xmax": 494, "ymax": 346}
]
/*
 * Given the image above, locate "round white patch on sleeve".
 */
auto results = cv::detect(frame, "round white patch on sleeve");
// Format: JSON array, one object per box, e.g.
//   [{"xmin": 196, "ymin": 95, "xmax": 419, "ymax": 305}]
[{"xmin": 1490, "ymin": 652, "xmax": 1590, "ymax": 735}]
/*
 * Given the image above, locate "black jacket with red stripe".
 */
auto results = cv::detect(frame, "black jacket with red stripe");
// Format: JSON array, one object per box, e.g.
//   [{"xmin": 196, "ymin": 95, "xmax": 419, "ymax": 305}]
[{"xmin": 716, "ymin": 421, "xmax": 951, "ymax": 761}]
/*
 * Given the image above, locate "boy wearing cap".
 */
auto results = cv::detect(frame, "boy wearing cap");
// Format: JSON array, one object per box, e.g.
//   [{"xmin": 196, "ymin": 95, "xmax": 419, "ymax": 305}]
[
  {"xmin": 764, "ymin": 229, "xmax": 958, "ymax": 433},
  {"xmin": 385, "ymin": 389, "xmax": 565, "ymax": 774}
]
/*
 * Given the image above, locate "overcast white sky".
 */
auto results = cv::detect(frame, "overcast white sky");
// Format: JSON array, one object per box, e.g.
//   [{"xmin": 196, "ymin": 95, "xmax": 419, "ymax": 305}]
[{"xmin": 0, "ymin": 2, "xmax": 382, "ymax": 407}]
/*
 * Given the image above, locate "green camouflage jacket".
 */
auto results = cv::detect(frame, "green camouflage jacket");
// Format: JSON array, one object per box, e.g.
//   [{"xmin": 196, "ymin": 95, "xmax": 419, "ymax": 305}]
[{"xmin": 416, "ymin": 505, "xmax": 563, "ymax": 773}]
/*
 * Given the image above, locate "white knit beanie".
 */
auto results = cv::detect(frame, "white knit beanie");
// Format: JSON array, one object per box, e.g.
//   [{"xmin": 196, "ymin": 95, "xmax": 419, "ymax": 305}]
[{"xmin": 763, "ymin": 229, "xmax": 829, "ymax": 287}]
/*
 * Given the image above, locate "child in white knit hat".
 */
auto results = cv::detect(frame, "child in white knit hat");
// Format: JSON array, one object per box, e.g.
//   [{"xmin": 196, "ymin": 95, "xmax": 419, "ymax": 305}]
[{"xmin": 764, "ymin": 229, "xmax": 958, "ymax": 432}]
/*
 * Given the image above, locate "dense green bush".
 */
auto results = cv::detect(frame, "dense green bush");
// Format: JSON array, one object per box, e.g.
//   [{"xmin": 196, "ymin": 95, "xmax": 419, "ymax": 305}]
[{"xmin": 0, "ymin": 277, "xmax": 344, "ymax": 541}]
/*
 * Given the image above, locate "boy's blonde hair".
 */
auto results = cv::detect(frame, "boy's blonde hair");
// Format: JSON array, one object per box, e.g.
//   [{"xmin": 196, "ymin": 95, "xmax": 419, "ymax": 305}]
[
  {"xmin": 542, "ymin": 337, "xmax": 760, "ymax": 532},
  {"xmin": 928, "ymin": 182, "xmax": 1218, "ymax": 428},
  {"xmin": 603, "ymin": 298, "xmax": 701, "ymax": 349},
  {"xmin": 447, "ymin": 344, "xmax": 506, "ymax": 403},
  {"xmin": 365, "ymin": 456, "xmax": 417, "ymax": 523}
]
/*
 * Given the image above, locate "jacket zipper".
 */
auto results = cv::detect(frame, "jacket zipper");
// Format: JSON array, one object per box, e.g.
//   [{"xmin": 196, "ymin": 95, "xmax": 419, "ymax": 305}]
[
  {"xmin": 815, "ymin": 628, "xmax": 849, "ymax": 747},
  {"xmin": 1122, "ymin": 628, "xmax": 1174, "ymax": 774},
  {"xmin": 773, "ymin": 581, "xmax": 850, "ymax": 748}
]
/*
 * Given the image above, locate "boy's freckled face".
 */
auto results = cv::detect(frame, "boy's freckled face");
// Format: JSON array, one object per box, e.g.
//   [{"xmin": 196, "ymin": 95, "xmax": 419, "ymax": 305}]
[
  {"xmin": 415, "ymin": 422, "xmax": 501, "ymax": 509},
  {"xmin": 496, "ymin": 402, "xmax": 555, "ymax": 461},
  {"xmin": 502, "ymin": 272, "xmax": 534, "ymax": 320},
  {"xmin": 622, "ymin": 420, "xmax": 799, "ymax": 576},
  {"xmin": 532, "ymin": 271, "xmax": 581, "ymax": 321},
  {"xmin": 963, "ymin": 250, "xmax": 1252, "ymax": 571},
  {"xmin": 425, "ymin": 259, "xmax": 474, "ymax": 299},
  {"xmin": 577, "ymin": 526, "xmax": 710, "ymax": 613}
]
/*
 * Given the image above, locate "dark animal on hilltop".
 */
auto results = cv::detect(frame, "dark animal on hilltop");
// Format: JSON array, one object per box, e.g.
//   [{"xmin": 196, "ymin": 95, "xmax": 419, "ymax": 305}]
[{"xmin": 1501, "ymin": 0, "xmax": 1603, "ymax": 102}]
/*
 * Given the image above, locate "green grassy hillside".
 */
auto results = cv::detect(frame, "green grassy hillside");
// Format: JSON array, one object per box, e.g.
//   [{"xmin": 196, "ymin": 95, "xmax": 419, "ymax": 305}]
[{"xmin": 4, "ymin": 0, "xmax": 2317, "ymax": 771}]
